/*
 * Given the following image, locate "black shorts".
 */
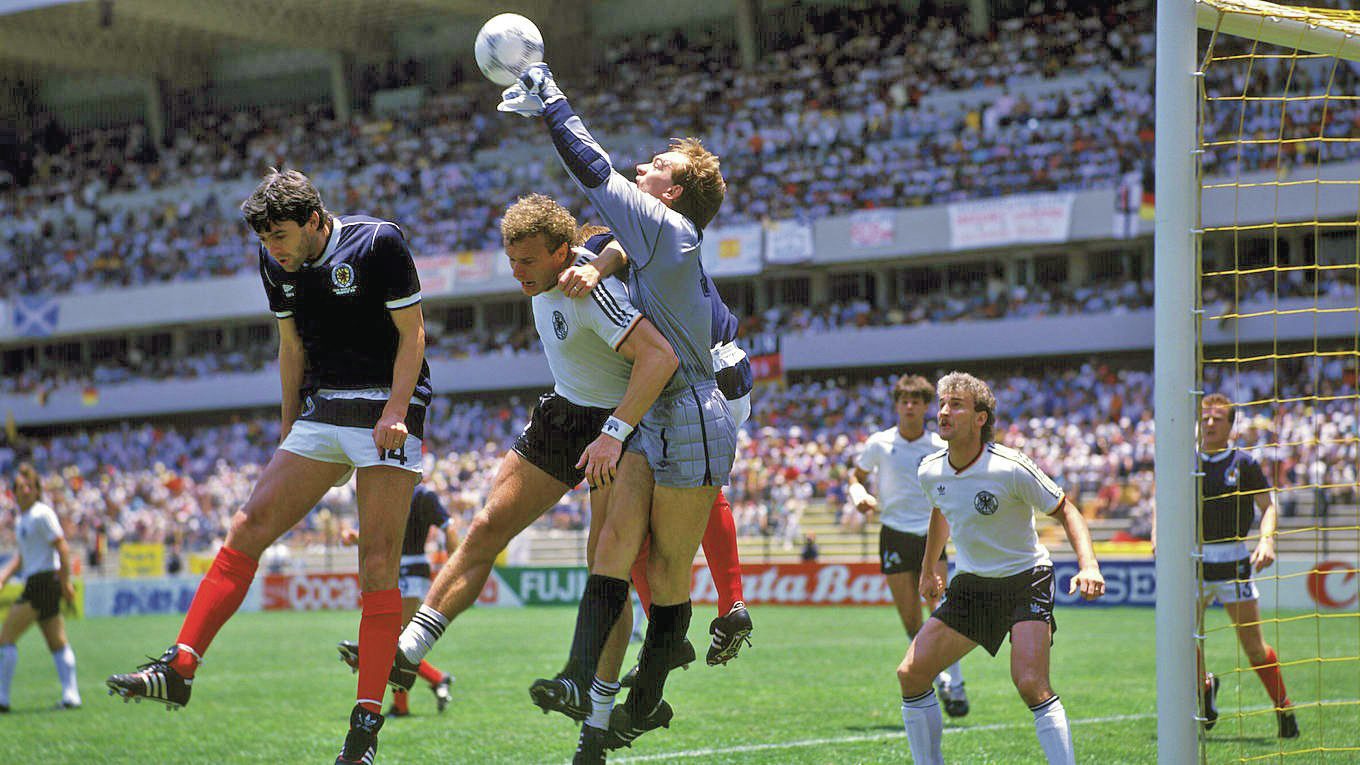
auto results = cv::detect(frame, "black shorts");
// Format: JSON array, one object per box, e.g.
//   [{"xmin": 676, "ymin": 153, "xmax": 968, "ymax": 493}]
[
  {"xmin": 513, "ymin": 393, "xmax": 614, "ymax": 488},
  {"xmin": 933, "ymin": 565, "xmax": 1057, "ymax": 656},
  {"xmin": 17, "ymin": 570, "xmax": 62, "ymax": 622},
  {"xmin": 879, "ymin": 526, "xmax": 946, "ymax": 575}
]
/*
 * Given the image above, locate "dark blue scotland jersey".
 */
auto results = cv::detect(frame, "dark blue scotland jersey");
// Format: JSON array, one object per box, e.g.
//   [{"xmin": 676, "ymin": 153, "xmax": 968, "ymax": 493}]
[
  {"xmin": 1200, "ymin": 448, "xmax": 1271, "ymax": 544},
  {"xmin": 259, "ymin": 214, "xmax": 433, "ymax": 402}
]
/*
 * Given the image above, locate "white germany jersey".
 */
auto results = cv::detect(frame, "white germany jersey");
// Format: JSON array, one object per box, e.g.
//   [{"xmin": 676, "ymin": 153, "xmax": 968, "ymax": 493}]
[
  {"xmin": 855, "ymin": 428, "xmax": 946, "ymax": 535},
  {"xmin": 918, "ymin": 442, "xmax": 1064, "ymax": 578},
  {"xmin": 17, "ymin": 501, "xmax": 62, "ymax": 580},
  {"xmin": 532, "ymin": 252, "xmax": 644, "ymax": 409}
]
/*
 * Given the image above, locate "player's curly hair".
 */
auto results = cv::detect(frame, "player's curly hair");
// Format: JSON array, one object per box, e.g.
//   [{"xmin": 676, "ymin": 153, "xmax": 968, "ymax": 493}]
[
  {"xmin": 893, "ymin": 374, "xmax": 934, "ymax": 404},
  {"xmin": 240, "ymin": 168, "xmax": 330, "ymax": 233},
  {"xmin": 668, "ymin": 137, "xmax": 726, "ymax": 230},
  {"xmin": 501, "ymin": 194, "xmax": 582, "ymax": 255},
  {"xmin": 1201, "ymin": 392, "xmax": 1234, "ymax": 412},
  {"xmin": 937, "ymin": 371, "xmax": 997, "ymax": 443}
]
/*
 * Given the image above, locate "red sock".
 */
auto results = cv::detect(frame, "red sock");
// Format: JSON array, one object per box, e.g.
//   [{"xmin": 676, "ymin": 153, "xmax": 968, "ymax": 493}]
[
  {"xmin": 417, "ymin": 660, "xmax": 444, "ymax": 685},
  {"xmin": 357, "ymin": 589, "xmax": 402, "ymax": 714},
  {"xmin": 390, "ymin": 689, "xmax": 409, "ymax": 715},
  {"xmin": 630, "ymin": 536, "xmax": 654, "ymax": 615},
  {"xmin": 1253, "ymin": 645, "xmax": 1291, "ymax": 708},
  {"xmin": 701, "ymin": 491, "xmax": 745, "ymax": 614},
  {"xmin": 173, "ymin": 546, "xmax": 258, "ymax": 677}
]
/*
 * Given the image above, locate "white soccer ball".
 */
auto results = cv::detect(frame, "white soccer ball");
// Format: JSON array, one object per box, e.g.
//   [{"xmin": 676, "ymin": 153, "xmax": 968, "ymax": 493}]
[{"xmin": 474, "ymin": 13, "xmax": 545, "ymax": 86}]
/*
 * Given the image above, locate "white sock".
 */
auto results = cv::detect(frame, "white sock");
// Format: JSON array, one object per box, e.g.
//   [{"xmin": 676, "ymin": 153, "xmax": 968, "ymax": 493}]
[
  {"xmin": 52, "ymin": 645, "xmax": 80, "ymax": 705},
  {"xmin": 0, "ymin": 645, "xmax": 16, "ymax": 707},
  {"xmin": 901, "ymin": 690, "xmax": 944, "ymax": 765},
  {"xmin": 586, "ymin": 676, "xmax": 620, "ymax": 730},
  {"xmin": 1032, "ymin": 695, "xmax": 1075, "ymax": 765},
  {"xmin": 398, "ymin": 604, "xmax": 449, "ymax": 663},
  {"xmin": 947, "ymin": 661, "xmax": 964, "ymax": 690}
]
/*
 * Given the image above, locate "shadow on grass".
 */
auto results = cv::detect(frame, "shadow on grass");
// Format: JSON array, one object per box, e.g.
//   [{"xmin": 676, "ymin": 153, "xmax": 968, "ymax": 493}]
[{"xmin": 842, "ymin": 724, "xmax": 904, "ymax": 733}]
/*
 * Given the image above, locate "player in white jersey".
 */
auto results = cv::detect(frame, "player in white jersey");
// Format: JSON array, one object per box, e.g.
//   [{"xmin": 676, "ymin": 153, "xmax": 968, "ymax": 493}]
[
  {"xmin": 899, "ymin": 373, "xmax": 1104, "ymax": 765},
  {"xmin": 0, "ymin": 463, "xmax": 81, "ymax": 712},
  {"xmin": 847, "ymin": 374, "xmax": 967, "ymax": 716},
  {"xmin": 379, "ymin": 196, "xmax": 679, "ymax": 750}
]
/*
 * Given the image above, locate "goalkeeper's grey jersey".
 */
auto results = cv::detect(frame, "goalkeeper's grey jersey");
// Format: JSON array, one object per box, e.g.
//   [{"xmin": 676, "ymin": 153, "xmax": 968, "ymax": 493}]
[{"xmin": 543, "ymin": 103, "xmax": 714, "ymax": 397}]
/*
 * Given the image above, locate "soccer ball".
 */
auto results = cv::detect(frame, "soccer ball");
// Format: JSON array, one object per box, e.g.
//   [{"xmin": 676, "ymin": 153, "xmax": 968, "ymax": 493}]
[{"xmin": 474, "ymin": 13, "xmax": 544, "ymax": 86}]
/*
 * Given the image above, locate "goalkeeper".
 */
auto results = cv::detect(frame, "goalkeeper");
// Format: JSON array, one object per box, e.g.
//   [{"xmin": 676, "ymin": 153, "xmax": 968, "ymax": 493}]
[{"xmin": 500, "ymin": 64, "xmax": 738, "ymax": 761}]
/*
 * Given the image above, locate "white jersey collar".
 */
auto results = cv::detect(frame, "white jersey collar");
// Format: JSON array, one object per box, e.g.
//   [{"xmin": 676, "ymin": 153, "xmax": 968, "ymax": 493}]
[{"xmin": 308, "ymin": 216, "xmax": 344, "ymax": 268}]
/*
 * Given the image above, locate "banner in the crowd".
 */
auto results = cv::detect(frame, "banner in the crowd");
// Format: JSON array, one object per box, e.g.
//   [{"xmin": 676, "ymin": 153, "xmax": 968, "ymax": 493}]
[
  {"xmin": 84, "ymin": 576, "xmax": 249, "ymax": 618},
  {"xmin": 691, "ymin": 562, "xmax": 893, "ymax": 606},
  {"xmin": 702, "ymin": 223, "xmax": 763, "ymax": 276},
  {"xmin": 948, "ymin": 192, "xmax": 1075, "ymax": 250},
  {"xmin": 413, "ymin": 253, "xmax": 458, "ymax": 294},
  {"xmin": 848, "ymin": 209, "xmax": 897, "ymax": 248},
  {"xmin": 263, "ymin": 572, "xmax": 362, "ymax": 611},
  {"xmin": 119, "ymin": 542, "xmax": 166, "ymax": 578},
  {"xmin": 748, "ymin": 353, "xmax": 784, "ymax": 382},
  {"xmin": 13, "ymin": 296, "xmax": 59, "ymax": 337},
  {"xmin": 1260, "ymin": 558, "xmax": 1360, "ymax": 612},
  {"xmin": 414, "ymin": 250, "xmax": 501, "ymax": 294},
  {"xmin": 0, "ymin": 579, "xmax": 84, "ymax": 619},
  {"xmin": 259, "ymin": 567, "xmax": 587, "ymax": 611},
  {"xmin": 764, "ymin": 219, "xmax": 814, "ymax": 264},
  {"xmin": 453, "ymin": 249, "xmax": 497, "ymax": 283}
]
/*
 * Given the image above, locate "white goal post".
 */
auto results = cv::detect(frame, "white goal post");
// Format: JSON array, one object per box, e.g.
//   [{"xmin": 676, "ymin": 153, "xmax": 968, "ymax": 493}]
[{"xmin": 1156, "ymin": 2, "xmax": 1360, "ymax": 764}]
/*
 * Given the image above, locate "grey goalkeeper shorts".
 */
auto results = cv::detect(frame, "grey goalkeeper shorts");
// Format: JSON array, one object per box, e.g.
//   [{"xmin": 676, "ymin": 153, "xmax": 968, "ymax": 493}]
[{"xmin": 627, "ymin": 380, "xmax": 736, "ymax": 488}]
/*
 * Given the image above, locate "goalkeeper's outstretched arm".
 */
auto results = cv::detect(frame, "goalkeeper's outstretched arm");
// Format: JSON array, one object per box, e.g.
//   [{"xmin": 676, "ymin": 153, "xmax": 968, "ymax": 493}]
[{"xmin": 511, "ymin": 63, "xmax": 697, "ymax": 271}]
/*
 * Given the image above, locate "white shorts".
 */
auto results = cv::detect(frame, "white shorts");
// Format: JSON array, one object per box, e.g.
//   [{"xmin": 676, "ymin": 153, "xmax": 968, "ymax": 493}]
[
  {"xmin": 399, "ymin": 574, "xmax": 432, "ymax": 601},
  {"xmin": 712, "ymin": 341, "xmax": 752, "ymax": 427},
  {"xmin": 1200, "ymin": 558, "xmax": 1259, "ymax": 605},
  {"xmin": 280, "ymin": 420, "xmax": 423, "ymax": 476}
]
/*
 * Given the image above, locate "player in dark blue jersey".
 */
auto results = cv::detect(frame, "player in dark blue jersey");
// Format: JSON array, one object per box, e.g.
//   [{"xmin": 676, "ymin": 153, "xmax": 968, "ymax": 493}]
[
  {"xmin": 107, "ymin": 169, "xmax": 429, "ymax": 764},
  {"xmin": 337, "ymin": 485, "xmax": 457, "ymax": 717},
  {"xmin": 1190, "ymin": 393, "xmax": 1297, "ymax": 738}
]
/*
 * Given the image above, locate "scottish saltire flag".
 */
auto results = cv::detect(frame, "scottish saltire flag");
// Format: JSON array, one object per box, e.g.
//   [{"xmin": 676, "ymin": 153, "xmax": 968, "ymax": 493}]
[{"xmin": 14, "ymin": 297, "xmax": 59, "ymax": 337}]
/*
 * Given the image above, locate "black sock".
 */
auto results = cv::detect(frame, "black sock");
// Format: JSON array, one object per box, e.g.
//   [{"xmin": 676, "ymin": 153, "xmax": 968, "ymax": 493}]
[
  {"xmin": 564, "ymin": 574, "xmax": 631, "ymax": 688},
  {"xmin": 626, "ymin": 601, "xmax": 691, "ymax": 715}
]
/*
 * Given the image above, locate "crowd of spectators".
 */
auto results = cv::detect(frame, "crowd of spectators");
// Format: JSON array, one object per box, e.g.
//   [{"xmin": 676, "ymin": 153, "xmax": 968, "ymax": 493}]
[
  {"xmin": 0, "ymin": 361, "xmax": 1158, "ymax": 566},
  {"xmin": 7, "ymin": 355, "xmax": 1357, "ymax": 568},
  {"xmin": 20, "ymin": 254, "xmax": 1360, "ymax": 399},
  {"xmin": 0, "ymin": 1, "xmax": 1162, "ymax": 299}
]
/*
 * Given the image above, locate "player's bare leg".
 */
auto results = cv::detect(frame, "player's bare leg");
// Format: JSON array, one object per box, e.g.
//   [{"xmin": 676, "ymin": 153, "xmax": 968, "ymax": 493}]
[
  {"xmin": 891, "ymin": 559, "xmax": 966, "ymax": 715},
  {"xmin": 395, "ymin": 451, "xmax": 572, "ymax": 675},
  {"xmin": 897, "ymin": 617, "xmax": 976, "ymax": 765},
  {"xmin": 607, "ymin": 482, "xmax": 718, "ymax": 748},
  {"xmin": 1224, "ymin": 598, "xmax": 1297, "ymax": 737},
  {"xmin": 533, "ymin": 454, "xmax": 651, "ymax": 728},
  {"xmin": 106, "ymin": 451, "xmax": 346, "ymax": 708},
  {"xmin": 0, "ymin": 601, "xmax": 39, "ymax": 712},
  {"xmin": 1010, "ymin": 621, "xmax": 1074, "ymax": 765},
  {"xmin": 36, "ymin": 610, "xmax": 80, "ymax": 708}
]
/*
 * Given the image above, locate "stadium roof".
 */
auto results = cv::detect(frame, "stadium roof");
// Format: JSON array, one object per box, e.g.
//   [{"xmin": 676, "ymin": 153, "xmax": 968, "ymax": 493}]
[{"xmin": 0, "ymin": 0, "xmax": 549, "ymax": 85}]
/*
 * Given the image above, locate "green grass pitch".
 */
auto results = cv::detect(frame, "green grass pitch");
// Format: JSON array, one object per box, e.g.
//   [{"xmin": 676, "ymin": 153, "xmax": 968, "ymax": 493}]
[{"xmin": 3, "ymin": 605, "xmax": 1357, "ymax": 763}]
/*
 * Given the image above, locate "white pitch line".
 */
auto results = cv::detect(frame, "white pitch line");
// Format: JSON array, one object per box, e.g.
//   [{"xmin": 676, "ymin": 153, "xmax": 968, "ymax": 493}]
[
  {"xmin": 606, "ymin": 711, "xmax": 1150, "ymax": 763},
  {"xmin": 601, "ymin": 699, "xmax": 1359, "ymax": 764}
]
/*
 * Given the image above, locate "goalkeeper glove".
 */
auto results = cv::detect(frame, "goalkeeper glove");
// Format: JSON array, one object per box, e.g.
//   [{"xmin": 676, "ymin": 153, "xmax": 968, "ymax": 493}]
[
  {"xmin": 497, "ymin": 63, "xmax": 564, "ymax": 118},
  {"xmin": 519, "ymin": 62, "xmax": 564, "ymax": 105},
  {"xmin": 497, "ymin": 83, "xmax": 545, "ymax": 117}
]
